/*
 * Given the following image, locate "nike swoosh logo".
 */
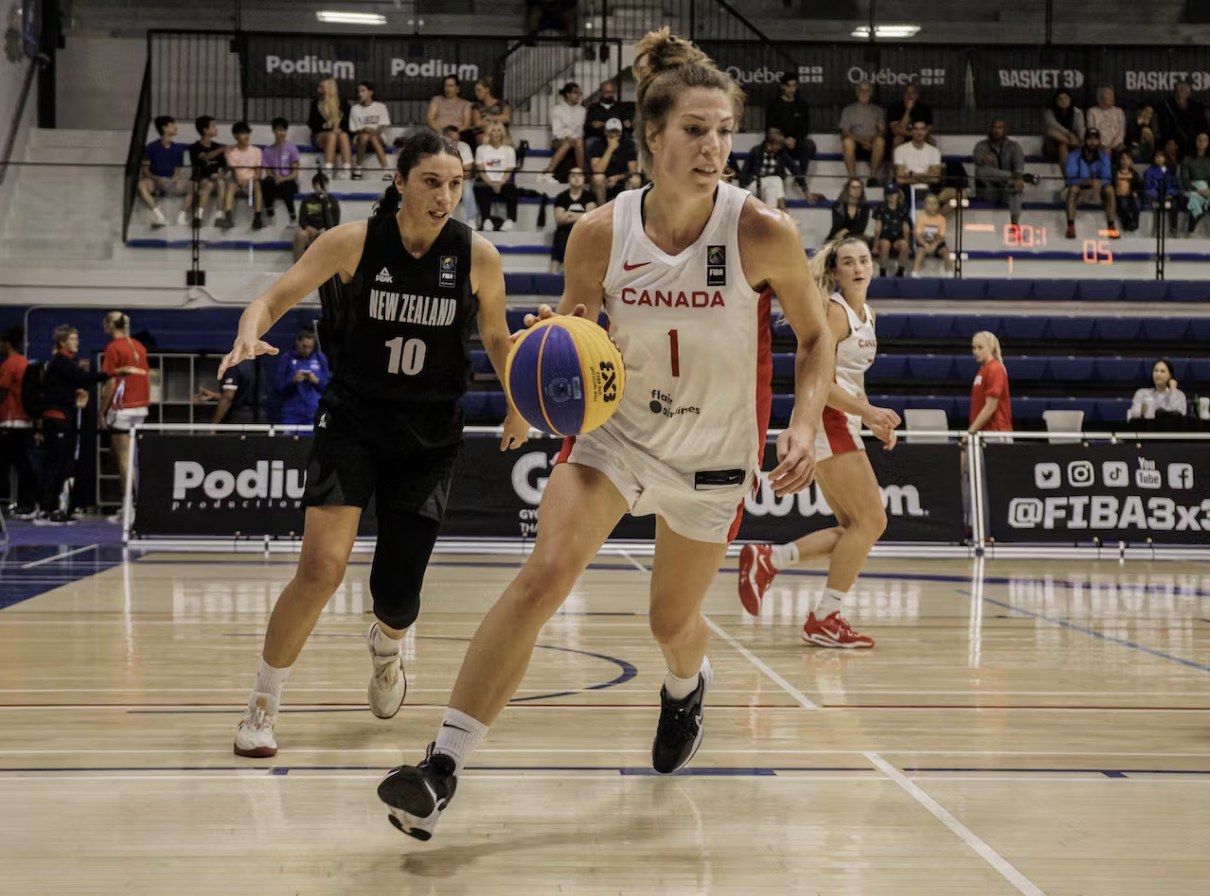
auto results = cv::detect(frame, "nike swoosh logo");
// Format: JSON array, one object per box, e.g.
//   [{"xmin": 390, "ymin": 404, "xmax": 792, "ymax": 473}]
[
  {"xmin": 757, "ymin": 555, "xmax": 772, "ymax": 576},
  {"xmin": 441, "ymin": 722, "xmax": 470, "ymax": 733},
  {"xmin": 622, "ymin": 261, "xmax": 651, "ymax": 271}
]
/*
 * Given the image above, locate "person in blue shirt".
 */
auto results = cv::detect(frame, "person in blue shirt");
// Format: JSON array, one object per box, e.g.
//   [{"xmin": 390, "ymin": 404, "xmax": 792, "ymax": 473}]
[
  {"xmin": 1063, "ymin": 127, "xmax": 1119, "ymax": 240},
  {"xmin": 1142, "ymin": 147, "xmax": 1183, "ymax": 235},
  {"xmin": 137, "ymin": 115, "xmax": 193, "ymax": 228},
  {"xmin": 274, "ymin": 331, "xmax": 330, "ymax": 426}
]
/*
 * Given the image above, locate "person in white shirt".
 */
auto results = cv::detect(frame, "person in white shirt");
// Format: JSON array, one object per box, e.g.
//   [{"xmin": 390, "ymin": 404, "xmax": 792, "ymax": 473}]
[
  {"xmin": 893, "ymin": 120, "xmax": 955, "ymax": 211},
  {"xmin": 1127, "ymin": 358, "xmax": 1187, "ymax": 420},
  {"xmin": 1086, "ymin": 86, "xmax": 1126, "ymax": 157},
  {"xmin": 473, "ymin": 122, "xmax": 518, "ymax": 231},
  {"xmin": 442, "ymin": 124, "xmax": 480, "ymax": 228},
  {"xmin": 541, "ymin": 82, "xmax": 586, "ymax": 183},
  {"xmin": 349, "ymin": 81, "xmax": 391, "ymax": 178}
]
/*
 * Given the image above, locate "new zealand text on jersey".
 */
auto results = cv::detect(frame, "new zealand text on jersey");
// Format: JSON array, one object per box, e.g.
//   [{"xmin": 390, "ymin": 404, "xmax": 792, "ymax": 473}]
[{"xmin": 369, "ymin": 289, "xmax": 458, "ymax": 326}]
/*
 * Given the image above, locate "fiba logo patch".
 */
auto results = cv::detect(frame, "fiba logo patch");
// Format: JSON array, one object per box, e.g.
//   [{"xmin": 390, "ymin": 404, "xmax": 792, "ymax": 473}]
[
  {"xmin": 706, "ymin": 245, "xmax": 726, "ymax": 286},
  {"xmin": 545, "ymin": 376, "xmax": 582, "ymax": 403},
  {"xmin": 439, "ymin": 255, "xmax": 457, "ymax": 288}
]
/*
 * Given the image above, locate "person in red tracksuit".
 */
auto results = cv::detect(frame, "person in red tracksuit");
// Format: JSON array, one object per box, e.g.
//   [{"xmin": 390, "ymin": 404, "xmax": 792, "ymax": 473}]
[{"xmin": 0, "ymin": 327, "xmax": 37, "ymax": 517}]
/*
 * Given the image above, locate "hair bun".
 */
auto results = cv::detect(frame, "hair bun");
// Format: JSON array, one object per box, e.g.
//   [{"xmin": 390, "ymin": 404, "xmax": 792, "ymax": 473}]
[{"xmin": 632, "ymin": 27, "xmax": 710, "ymax": 83}]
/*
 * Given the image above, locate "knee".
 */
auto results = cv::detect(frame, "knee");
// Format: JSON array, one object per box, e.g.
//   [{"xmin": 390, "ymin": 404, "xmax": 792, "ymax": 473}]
[
  {"xmin": 370, "ymin": 578, "xmax": 420, "ymax": 630},
  {"xmin": 648, "ymin": 602, "xmax": 697, "ymax": 648},
  {"xmin": 841, "ymin": 135, "xmax": 855, "ymax": 150},
  {"xmin": 856, "ymin": 506, "xmax": 889, "ymax": 541},
  {"xmin": 293, "ymin": 550, "xmax": 348, "ymax": 598},
  {"xmin": 508, "ymin": 556, "xmax": 577, "ymax": 620}
]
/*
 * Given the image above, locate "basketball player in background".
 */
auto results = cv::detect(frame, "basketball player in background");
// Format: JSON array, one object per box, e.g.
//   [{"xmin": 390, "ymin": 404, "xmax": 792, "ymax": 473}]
[
  {"xmin": 378, "ymin": 28, "xmax": 835, "ymax": 840},
  {"xmin": 98, "ymin": 311, "xmax": 150, "ymax": 522},
  {"xmin": 219, "ymin": 131, "xmax": 529, "ymax": 758},
  {"xmin": 737, "ymin": 237, "xmax": 900, "ymax": 647}
]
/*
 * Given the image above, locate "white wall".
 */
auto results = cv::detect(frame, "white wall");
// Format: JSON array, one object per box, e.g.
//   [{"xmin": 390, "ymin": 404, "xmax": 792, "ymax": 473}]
[{"xmin": 56, "ymin": 34, "xmax": 146, "ymax": 130}]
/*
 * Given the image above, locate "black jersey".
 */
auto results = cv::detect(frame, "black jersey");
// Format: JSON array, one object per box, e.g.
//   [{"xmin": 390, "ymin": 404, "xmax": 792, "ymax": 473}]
[{"xmin": 318, "ymin": 212, "xmax": 478, "ymax": 448}]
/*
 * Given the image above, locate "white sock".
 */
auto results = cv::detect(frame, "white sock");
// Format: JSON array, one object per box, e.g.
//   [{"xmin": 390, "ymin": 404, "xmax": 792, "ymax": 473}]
[
  {"xmin": 769, "ymin": 542, "xmax": 799, "ymax": 570},
  {"xmin": 434, "ymin": 708, "xmax": 489, "ymax": 774},
  {"xmin": 664, "ymin": 655, "xmax": 710, "ymax": 701},
  {"xmin": 815, "ymin": 587, "xmax": 847, "ymax": 618},
  {"xmin": 372, "ymin": 623, "xmax": 402, "ymax": 657},
  {"xmin": 252, "ymin": 658, "xmax": 291, "ymax": 705}
]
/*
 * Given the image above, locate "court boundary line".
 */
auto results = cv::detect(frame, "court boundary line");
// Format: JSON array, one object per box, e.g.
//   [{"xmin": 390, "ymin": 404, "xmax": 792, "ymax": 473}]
[
  {"xmin": 18, "ymin": 544, "xmax": 100, "ymax": 570},
  {"xmin": 864, "ymin": 752, "xmax": 1046, "ymax": 896}
]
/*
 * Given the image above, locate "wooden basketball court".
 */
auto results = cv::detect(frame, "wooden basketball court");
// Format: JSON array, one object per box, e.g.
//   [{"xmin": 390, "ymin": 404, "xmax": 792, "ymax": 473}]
[{"xmin": 1, "ymin": 545, "xmax": 1208, "ymax": 894}]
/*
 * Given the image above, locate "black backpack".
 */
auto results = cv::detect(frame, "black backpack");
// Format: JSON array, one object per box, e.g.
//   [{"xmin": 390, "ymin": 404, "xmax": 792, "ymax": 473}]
[{"xmin": 20, "ymin": 360, "xmax": 46, "ymax": 419}]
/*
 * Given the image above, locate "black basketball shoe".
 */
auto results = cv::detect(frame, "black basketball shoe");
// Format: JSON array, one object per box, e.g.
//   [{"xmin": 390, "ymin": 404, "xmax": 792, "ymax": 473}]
[
  {"xmin": 651, "ymin": 657, "xmax": 714, "ymax": 774},
  {"xmin": 378, "ymin": 742, "xmax": 458, "ymax": 841}
]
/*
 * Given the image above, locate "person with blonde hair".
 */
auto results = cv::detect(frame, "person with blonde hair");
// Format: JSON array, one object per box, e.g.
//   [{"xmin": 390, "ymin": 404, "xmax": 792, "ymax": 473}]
[
  {"xmin": 968, "ymin": 330, "xmax": 1012, "ymax": 438},
  {"xmin": 738, "ymin": 236, "xmax": 900, "ymax": 648},
  {"xmin": 377, "ymin": 27, "xmax": 834, "ymax": 839},
  {"xmin": 306, "ymin": 78, "xmax": 352, "ymax": 176},
  {"xmin": 97, "ymin": 311, "xmax": 150, "ymax": 522}
]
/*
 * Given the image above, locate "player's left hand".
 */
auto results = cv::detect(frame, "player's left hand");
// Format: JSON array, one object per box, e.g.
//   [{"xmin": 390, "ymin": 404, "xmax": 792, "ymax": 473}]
[
  {"xmin": 770, "ymin": 424, "xmax": 817, "ymax": 496},
  {"xmin": 870, "ymin": 423, "xmax": 898, "ymax": 451},
  {"xmin": 500, "ymin": 407, "xmax": 530, "ymax": 451}
]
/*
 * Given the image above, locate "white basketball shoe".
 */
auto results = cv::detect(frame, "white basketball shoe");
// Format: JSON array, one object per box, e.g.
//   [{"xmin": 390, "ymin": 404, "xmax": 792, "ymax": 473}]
[
  {"xmin": 233, "ymin": 693, "xmax": 278, "ymax": 758},
  {"xmin": 367, "ymin": 622, "xmax": 407, "ymax": 719}
]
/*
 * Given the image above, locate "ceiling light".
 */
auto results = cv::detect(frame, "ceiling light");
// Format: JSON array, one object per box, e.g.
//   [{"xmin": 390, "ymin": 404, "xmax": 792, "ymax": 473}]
[
  {"xmin": 851, "ymin": 24, "xmax": 921, "ymax": 39},
  {"xmin": 316, "ymin": 11, "xmax": 387, "ymax": 25}
]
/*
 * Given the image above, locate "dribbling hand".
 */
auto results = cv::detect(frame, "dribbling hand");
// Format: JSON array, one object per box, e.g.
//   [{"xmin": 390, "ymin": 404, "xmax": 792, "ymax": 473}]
[
  {"xmin": 510, "ymin": 303, "xmax": 589, "ymax": 344},
  {"xmin": 219, "ymin": 335, "xmax": 278, "ymax": 378},
  {"xmin": 500, "ymin": 406, "xmax": 530, "ymax": 451},
  {"xmin": 770, "ymin": 425, "xmax": 817, "ymax": 497}
]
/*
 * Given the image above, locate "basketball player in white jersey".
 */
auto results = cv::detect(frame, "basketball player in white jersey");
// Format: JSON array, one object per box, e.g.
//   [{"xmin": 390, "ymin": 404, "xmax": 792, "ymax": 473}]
[
  {"xmin": 377, "ymin": 28, "xmax": 835, "ymax": 839},
  {"xmin": 737, "ymin": 237, "xmax": 900, "ymax": 647}
]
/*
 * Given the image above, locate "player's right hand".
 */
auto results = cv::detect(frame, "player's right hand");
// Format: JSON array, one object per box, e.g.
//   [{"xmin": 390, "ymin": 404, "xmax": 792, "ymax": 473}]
[
  {"xmin": 511, "ymin": 303, "xmax": 588, "ymax": 343},
  {"xmin": 862, "ymin": 405, "xmax": 901, "ymax": 433},
  {"xmin": 219, "ymin": 334, "xmax": 278, "ymax": 378}
]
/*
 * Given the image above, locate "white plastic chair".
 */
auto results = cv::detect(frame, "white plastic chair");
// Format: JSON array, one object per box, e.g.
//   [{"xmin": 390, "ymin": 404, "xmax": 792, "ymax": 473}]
[
  {"xmin": 1042, "ymin": 409, "xmax": 1085, "ymax": 444},
  {"xmin": 903, "ymin": 408, "xmax": 950, "ymax": 444}
]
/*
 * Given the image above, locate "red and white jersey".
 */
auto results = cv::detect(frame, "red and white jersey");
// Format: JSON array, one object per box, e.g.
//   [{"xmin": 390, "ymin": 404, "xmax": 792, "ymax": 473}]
[
  {"xmin": 599, "ymin": 182, "xmax": 772, "ymax": 477},
  {"xmin": 830, "ymin": 292, "xmax": 876, "ymax": 399}
]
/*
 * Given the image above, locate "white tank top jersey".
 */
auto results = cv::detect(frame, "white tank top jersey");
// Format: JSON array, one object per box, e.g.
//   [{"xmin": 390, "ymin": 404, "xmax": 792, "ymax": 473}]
[
  {"xmin": 599, "ymin": 182, "xmax": 772, "ymax": 478},
  {"xmin": 830, "ymin": 292, "xmax": 876, "ymax": 399}
]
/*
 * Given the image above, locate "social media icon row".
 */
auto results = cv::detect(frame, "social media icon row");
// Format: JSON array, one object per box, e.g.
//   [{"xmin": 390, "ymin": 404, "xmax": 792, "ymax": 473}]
[{"xmin": 1033, "ymin": 461, "xmax": 1194, "ymax": 490}]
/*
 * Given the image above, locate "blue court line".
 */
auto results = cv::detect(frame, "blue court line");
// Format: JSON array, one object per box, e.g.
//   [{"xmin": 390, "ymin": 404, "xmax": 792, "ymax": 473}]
[
  {"xmin": 982, "ymin": 596, "xmax": 1210, "ymax": 674},
  {"xmin": 0, "ymin": 546, "xmax": 127, "ymax": 610}
]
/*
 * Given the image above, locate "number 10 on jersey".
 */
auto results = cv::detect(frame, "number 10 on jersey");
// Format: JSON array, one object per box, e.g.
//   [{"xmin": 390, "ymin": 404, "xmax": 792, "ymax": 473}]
[{"xmin": 385, "ymin": 336, "xmax": 427, "ymax": 375}]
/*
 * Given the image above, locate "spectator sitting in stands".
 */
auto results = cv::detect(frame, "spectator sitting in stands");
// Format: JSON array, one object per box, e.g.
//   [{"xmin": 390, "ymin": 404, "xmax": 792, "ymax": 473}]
[
  {"xmin": 739, "ymin": 128, "xmax": 802, "ymax": 212},
  {"xmin": 138, "ymin": 114, "xmax": 192, "ymax": 227},
  {"xmin": 894, "ymin": 119, "xmax": 955, "ymax": 211},
  {"xmin": 1063, "ymin": 128, "xmax": 1118, "ymax": 240},
  {"xmin": 1127, "ymin": 359, "xmax": 1187, "ymax": 421},
  {"xmin": 527, "ymin": 0, "xmax": 577, "ymax": 42},
  {"xmin": 625, "ymin": 172, "xmax": 645, "ymax": 191},
  {"xmin": 442, "ymin": 125, "xmax": 479, "ymax": 229},
  {"xmin": 293, "ymin": 172, "xmax": 341, "ymax": 261},
  {"xmin": 220, "ymin": 122, "xmax": 264, "ymax": 231},
  {"xmin": 584, "ymin": 79, "xmax": 632, "ymax": 148},
  {"xmin": 194, "ymin": 359, "xmax": 258, "ymax": 424},
  {"xmin": 274, "ymin": 331, "xmax": 329, "ymax": 427},
  {"xmin": 308, "ymin": 78, "xmax": 352, "ymax": 178},
  {"xmin": 872, "ymin": 183, "xmax": 912, "ymax": 277},
  {"xmin": 550, "ymin": 167, "xmax": 596, "ymax": 273},
  {"xmin": 541, "ymin": 82, "xmax": 586, "ymax": 184},
  {"xmin": 886, "ymin": 83, "xmax": 933, "ymax": 149},
  {"xmin": 765, "ymin": 72, "xmax": 816, "ymax": 192},
  {"xmin": 1125, "ymin": 103, "xmax": 1158, "ymax": 163},
  {"xmin": 1086, "ymin": 86, "xmax": 1126, "ymax": 158},
  {"xmin": 1179, "ymin": 131, "xmax": 1210, "ymax": 234},
  {"xmin": 825, "ymin": 177, "xmax": 870, "ymax": 242},
  {"xmin": 473, "ymin": 122, "xmax": 518, "ymax": 232},
  {"xmin": 0, "ymin": 326, "xmax": 36, "ymax": 518},
  {"xmin": 1143, "ymin": 148, "xmax": 1181, "ymax": 236},
  {"xmin": 350, "ymin": 81, "xmax": 391, "ymax": 178},
  {"xmin": 974, "ymin": 118, "xmax": 1037, "ymax": 228},
  {"xmin": 1043, "ymin": 89, "xmax": 1085, "ymax": 172},
  {"xmin": 261, "ymin": 117, "xmax": 300, "ymax": 224},
  {"xmin": 1159, "ymin": 80, "xmax": 1207, "ymax": 159},
  {"xmin": 189, "ymin": 115, "xmax": 228, "ymax": 228},
  {"xmin": 912, "ymin": 192, "xmax": 952, "ymax": 277},
  {"xmin": 1115, "ymin": 150, "xmax": 1143, "ymax": 233},
  {"xmin": 469, "ymin": 77, "xmax": 512, "ymax": 146},
  {"xmin": 427, "ymin": 76, "xmax": 472, "ymax": 136},
  {"xmin": 839, "ymin": 81, "xmax": 887, "ymax": 187},
  {"xmin": 589, "ymin": 117, "xmax": 637, "ymax": 205}
]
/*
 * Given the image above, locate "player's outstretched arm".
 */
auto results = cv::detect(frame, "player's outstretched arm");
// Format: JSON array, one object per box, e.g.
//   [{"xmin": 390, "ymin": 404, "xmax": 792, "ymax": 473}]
[{"xmin": 471, "ymin": 232, "xmax": 530, "ymax": 450}]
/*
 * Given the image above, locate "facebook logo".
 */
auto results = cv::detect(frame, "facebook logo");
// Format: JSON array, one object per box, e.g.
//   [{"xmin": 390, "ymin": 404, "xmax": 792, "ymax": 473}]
[{"xmin": 1167, "ymin": 463, "xmax": 1194, "ymax": 490}]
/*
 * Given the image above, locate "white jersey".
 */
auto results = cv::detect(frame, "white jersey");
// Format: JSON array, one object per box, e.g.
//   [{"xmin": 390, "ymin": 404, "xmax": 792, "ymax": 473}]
[
  {"xmin": 598, "ymin": 182, "xmax": 771, "ymax": 478},
  {"xmin": 830, "ymin": 293, "xmax": 876, "ymax": 398}
]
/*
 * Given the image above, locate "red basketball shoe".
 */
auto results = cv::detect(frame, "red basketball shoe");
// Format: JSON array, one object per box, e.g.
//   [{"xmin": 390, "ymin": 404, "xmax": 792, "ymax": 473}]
[
  {"xmin": 737, "ymin": 543, "xmax": 778, "ymax": 615},
  {"xmin": 801, "ymin": 611, "xmax": 875, "ymax": 649}
]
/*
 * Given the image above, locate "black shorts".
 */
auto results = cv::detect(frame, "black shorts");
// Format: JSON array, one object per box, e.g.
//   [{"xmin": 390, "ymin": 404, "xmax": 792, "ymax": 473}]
[
  {"xmin": 551, "ymin": 226, "xmax": 572, "ymax": 263},
  {"xmin": 302, "ymin": 414, "xmax": 459, "ymax": 524}
]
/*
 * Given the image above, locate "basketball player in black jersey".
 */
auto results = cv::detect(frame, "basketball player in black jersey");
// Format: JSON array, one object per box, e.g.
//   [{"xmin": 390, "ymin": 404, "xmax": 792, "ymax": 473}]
[{"xmin": 219, "ymin": 131, "xmax": 530, "ymax": 758}]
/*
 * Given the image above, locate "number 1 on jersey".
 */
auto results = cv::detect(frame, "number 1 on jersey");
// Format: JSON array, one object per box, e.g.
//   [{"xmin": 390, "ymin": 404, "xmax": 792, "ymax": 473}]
[
  {"xmin": 385, "ymin": 336, "xmax": 427, "ymax": 375},
  {"xmin": 667, "ymin": 329, "xmax": 680, "ymax": 377}
]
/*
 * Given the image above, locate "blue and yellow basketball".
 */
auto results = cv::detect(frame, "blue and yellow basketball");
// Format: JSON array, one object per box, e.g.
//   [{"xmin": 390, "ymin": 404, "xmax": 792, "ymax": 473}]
[{"xmin": 505, "ymin": 315, "xmax": 625, "ymax": 436}]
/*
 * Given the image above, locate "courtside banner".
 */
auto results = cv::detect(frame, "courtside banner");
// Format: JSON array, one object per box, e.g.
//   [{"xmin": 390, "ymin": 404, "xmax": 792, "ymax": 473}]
[
  {"xmin": 240, "ymin": 35, "xmax": 502, "ymax": 101},
  {"xmin": 985, "ymin": 443, "xmax": 1210, "ymax": 544},
  {"xmin": 444, "ymin": 437, "xmax": 966, "ymax": 543}
]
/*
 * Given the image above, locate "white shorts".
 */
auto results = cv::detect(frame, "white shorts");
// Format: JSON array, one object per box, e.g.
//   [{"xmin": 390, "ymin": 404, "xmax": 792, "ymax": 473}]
[
  {"xmin": 558, "ymin": 424, "xmax": 753, "ymax": 544},
  {"xmin": 816, "ymin": 407, "xmax": 865, "ymax": 463},
  {"xmin": 107, "ymin": 407, "xmax": 149, "ymax": 432}
]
